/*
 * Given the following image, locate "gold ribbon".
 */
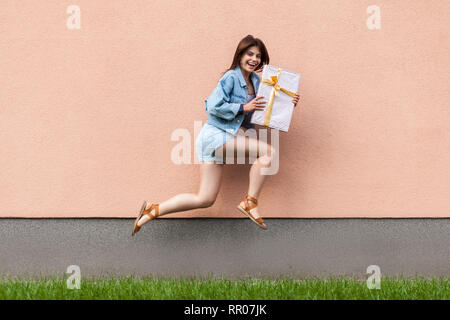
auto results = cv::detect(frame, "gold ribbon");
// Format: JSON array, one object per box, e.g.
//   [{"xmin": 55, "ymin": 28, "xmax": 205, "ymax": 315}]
[{"xmin": 261, "ymin": 68, "xmax": 297, "ymax": 127}]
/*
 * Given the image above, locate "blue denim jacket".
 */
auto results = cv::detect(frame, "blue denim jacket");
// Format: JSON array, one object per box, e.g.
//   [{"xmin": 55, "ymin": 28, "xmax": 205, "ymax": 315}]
[{"xmin": 204, "ymin": 65, "xmax": 261, "ymax": 135}]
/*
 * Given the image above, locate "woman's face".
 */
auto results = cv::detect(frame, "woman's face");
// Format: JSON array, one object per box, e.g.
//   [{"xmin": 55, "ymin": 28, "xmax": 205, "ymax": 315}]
[{"xmin": 239, "ymin": 46, "xmax": 262, "ymax": 74}]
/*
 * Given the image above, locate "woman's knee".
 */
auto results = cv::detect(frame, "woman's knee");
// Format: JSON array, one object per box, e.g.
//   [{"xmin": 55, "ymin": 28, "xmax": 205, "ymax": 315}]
[
  {"xmin": 197, "ymin": 195, "xmax": 216, "ymax": 208},
  {"xmin": 255, "ymin": 144, "xmax": 275, "ymax": 167}
]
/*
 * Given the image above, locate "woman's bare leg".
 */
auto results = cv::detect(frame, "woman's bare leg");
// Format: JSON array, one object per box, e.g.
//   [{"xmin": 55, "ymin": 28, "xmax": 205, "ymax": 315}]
[
  {"xmin": 213, "ymin": 134, "xmax": 276, "ymax": 219},
  {"xmin": 137, "ymin": 162, "xmax": 224, "ymax": 227}
]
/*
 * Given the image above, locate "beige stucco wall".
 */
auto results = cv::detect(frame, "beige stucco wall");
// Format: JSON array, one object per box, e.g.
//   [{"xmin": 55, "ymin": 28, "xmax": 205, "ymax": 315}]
[{"xmin": 1, "ymin": 1, "xmax": 449, "ymax": 217}]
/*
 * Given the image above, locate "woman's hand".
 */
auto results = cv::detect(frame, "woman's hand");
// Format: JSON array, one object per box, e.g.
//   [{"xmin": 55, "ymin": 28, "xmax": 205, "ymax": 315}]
[
  {"xmin": 292, "ymin": 93, "xmax": 300, "ymax": 107},
  {"xmin": 243, "ymin": 96, "xmax": 266, "ymax": 113}
]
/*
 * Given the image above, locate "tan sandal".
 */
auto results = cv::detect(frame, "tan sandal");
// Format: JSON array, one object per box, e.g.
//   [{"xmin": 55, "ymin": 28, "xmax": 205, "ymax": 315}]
[
  {"xmin": 132, "ymin": 201, "xmax": 159, "ymax": 236},
  {"xmin": 236, "ymin": 195, "xmax": 267, "ymax": 230}
]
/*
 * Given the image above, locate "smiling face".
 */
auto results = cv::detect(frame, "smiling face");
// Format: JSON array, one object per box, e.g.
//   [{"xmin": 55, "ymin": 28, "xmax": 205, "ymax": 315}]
[{"xmin": 239, "ymin": 45, "xmax": 262, "ymax": 75}]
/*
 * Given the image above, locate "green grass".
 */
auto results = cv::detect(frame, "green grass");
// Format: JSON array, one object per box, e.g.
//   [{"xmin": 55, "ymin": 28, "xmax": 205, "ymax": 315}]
[{"xmin": 0, "ymin": 275, "xmax": 448, "ymax": 300}]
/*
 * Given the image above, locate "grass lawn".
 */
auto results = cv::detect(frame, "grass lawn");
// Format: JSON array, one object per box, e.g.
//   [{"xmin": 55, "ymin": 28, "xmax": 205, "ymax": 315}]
[{"xmin": 0, "ymin": 275, "xmax": 448, "ymax": 300}]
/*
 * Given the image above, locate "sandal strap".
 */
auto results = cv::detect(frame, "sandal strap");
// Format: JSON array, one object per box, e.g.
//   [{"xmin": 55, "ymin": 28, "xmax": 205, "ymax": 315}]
[
  {"xmin": 240, "ymin": 196, "xmax": 264, "ymax": 226},
  {"xmin": 244, "ymin": 198, "xmax": 257, "ymax": 211},
  {"xmin": 144, "ymin": 203, "xmax": 159, "ymax": 219},
  {"xmin": 246, "ymin": 195, "xmax": 258, "ymax": 205},
  {"xmin": 244, "ymin": 195, "xmax": 258, "ymax": 210}
]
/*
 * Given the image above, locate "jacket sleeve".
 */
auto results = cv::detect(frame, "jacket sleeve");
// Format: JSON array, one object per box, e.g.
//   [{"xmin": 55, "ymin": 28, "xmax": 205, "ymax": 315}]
[
  {"xmin": 237, "ymin": 104, "xmax": 244, "ymax": 115},
  {"xmin": 205, "ymin": 73, "xmax": 241, "ymax": 120}
]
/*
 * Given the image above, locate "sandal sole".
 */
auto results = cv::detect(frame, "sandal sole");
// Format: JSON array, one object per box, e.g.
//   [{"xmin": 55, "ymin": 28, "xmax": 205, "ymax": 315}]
[
  {"xmin": 132, "ymin": 200, "xmax": 147, "ymax": 236},
  {"xmin": 236, "ymin": 205, "xmax": 267, "ymax": 230}
]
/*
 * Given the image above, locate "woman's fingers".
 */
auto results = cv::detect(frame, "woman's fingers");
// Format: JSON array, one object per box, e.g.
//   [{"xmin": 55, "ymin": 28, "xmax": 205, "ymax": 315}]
[
  {"xmin": 253, "ymin": 105, "xmax": 265, "ymax": 111},
  {"xmin": 292, "ymin": 94, "xmax": 300, "ymax": 107}
]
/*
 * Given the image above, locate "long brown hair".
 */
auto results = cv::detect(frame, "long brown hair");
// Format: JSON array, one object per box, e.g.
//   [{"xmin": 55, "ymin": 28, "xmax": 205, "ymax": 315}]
[{"xmin": 221, "ymin": 35, "xmax": 269, "ymax": 78}]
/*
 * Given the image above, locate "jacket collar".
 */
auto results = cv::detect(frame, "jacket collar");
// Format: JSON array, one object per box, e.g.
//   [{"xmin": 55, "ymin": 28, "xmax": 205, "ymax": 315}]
[{"xmin": 235, "ymin": 65, "xmax": 259, "ymax": 90}]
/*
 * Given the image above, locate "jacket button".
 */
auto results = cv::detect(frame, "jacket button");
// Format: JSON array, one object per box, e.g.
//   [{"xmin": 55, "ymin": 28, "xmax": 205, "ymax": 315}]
[{"xmin": 236, "ymin": 119, "xmax": 240, "ymax": 123}]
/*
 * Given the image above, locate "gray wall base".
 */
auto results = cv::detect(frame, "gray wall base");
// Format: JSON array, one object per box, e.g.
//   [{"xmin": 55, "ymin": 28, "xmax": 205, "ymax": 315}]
[{"xmin": 0, "ymin": 219, "xmax": 448, "ymax": 280}]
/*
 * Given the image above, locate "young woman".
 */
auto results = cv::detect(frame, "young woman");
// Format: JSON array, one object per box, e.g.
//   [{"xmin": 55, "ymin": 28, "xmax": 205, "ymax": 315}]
[{"xmin": 132, "ymin": 35, "xmax": 300, "ymax": 235}]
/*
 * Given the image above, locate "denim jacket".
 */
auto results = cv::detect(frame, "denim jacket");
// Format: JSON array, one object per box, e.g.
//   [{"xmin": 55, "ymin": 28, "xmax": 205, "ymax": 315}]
[{"xmin": 204, "ymin": 65, "xmax": 261, "ymax": 135}]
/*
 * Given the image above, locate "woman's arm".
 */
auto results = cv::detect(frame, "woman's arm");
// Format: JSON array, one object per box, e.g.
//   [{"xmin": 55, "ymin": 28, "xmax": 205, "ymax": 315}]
[{"xmin": 205, "ymin": 73, "xmax": 241, "ymax": 120}]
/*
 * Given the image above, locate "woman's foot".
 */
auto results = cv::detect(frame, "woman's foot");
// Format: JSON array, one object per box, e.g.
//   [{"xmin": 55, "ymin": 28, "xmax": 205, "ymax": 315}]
[
  {"xmin": 239, "ymin": 199, "xmax": 260, "ymax": 218},
  {"xmin": 132, "ymin": 201, "xmax": 159, "ymax": 236},
  {"xmin": 236, "ymin": 195, "xmax": 267, "ymax": 230},
  {"xmin": 137, "ymin": 202, "xmax": 158, "ymax": 227}
]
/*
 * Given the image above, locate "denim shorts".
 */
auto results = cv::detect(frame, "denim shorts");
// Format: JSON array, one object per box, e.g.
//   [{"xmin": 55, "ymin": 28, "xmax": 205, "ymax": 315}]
[{"xmin": 195, "ymin": 123, "xmax": 235, "ymax": 163}]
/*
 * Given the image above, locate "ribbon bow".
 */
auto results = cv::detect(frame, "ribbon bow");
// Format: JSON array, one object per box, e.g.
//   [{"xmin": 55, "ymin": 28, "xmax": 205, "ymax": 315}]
[{"xmin": 261, "ymin": 68, "xmax": 297, "ymax": 127}]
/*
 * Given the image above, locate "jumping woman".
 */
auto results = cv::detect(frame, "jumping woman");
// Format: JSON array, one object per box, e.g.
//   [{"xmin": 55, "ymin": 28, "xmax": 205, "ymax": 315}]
[{"xmin": 132, "ymin": 34, "xmax": 300, "ymax": 235}]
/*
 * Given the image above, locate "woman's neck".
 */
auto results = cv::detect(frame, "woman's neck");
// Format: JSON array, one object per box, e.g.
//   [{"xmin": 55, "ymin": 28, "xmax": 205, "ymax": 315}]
[{"xmin": 240, "ymin": 69, "xmax": 252, "ymax": 82}]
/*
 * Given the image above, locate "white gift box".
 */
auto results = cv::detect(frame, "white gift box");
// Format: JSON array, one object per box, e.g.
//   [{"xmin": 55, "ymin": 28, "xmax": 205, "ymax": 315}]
[{"xmin": 250, "ymin": 64, "xmax": 301, "ymax": 132}]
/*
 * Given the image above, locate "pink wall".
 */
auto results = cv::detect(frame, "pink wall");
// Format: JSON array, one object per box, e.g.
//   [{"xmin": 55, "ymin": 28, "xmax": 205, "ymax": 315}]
[{"xmin": 1, "ymin": 1, "xmax": 449, "ymax": 218}]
